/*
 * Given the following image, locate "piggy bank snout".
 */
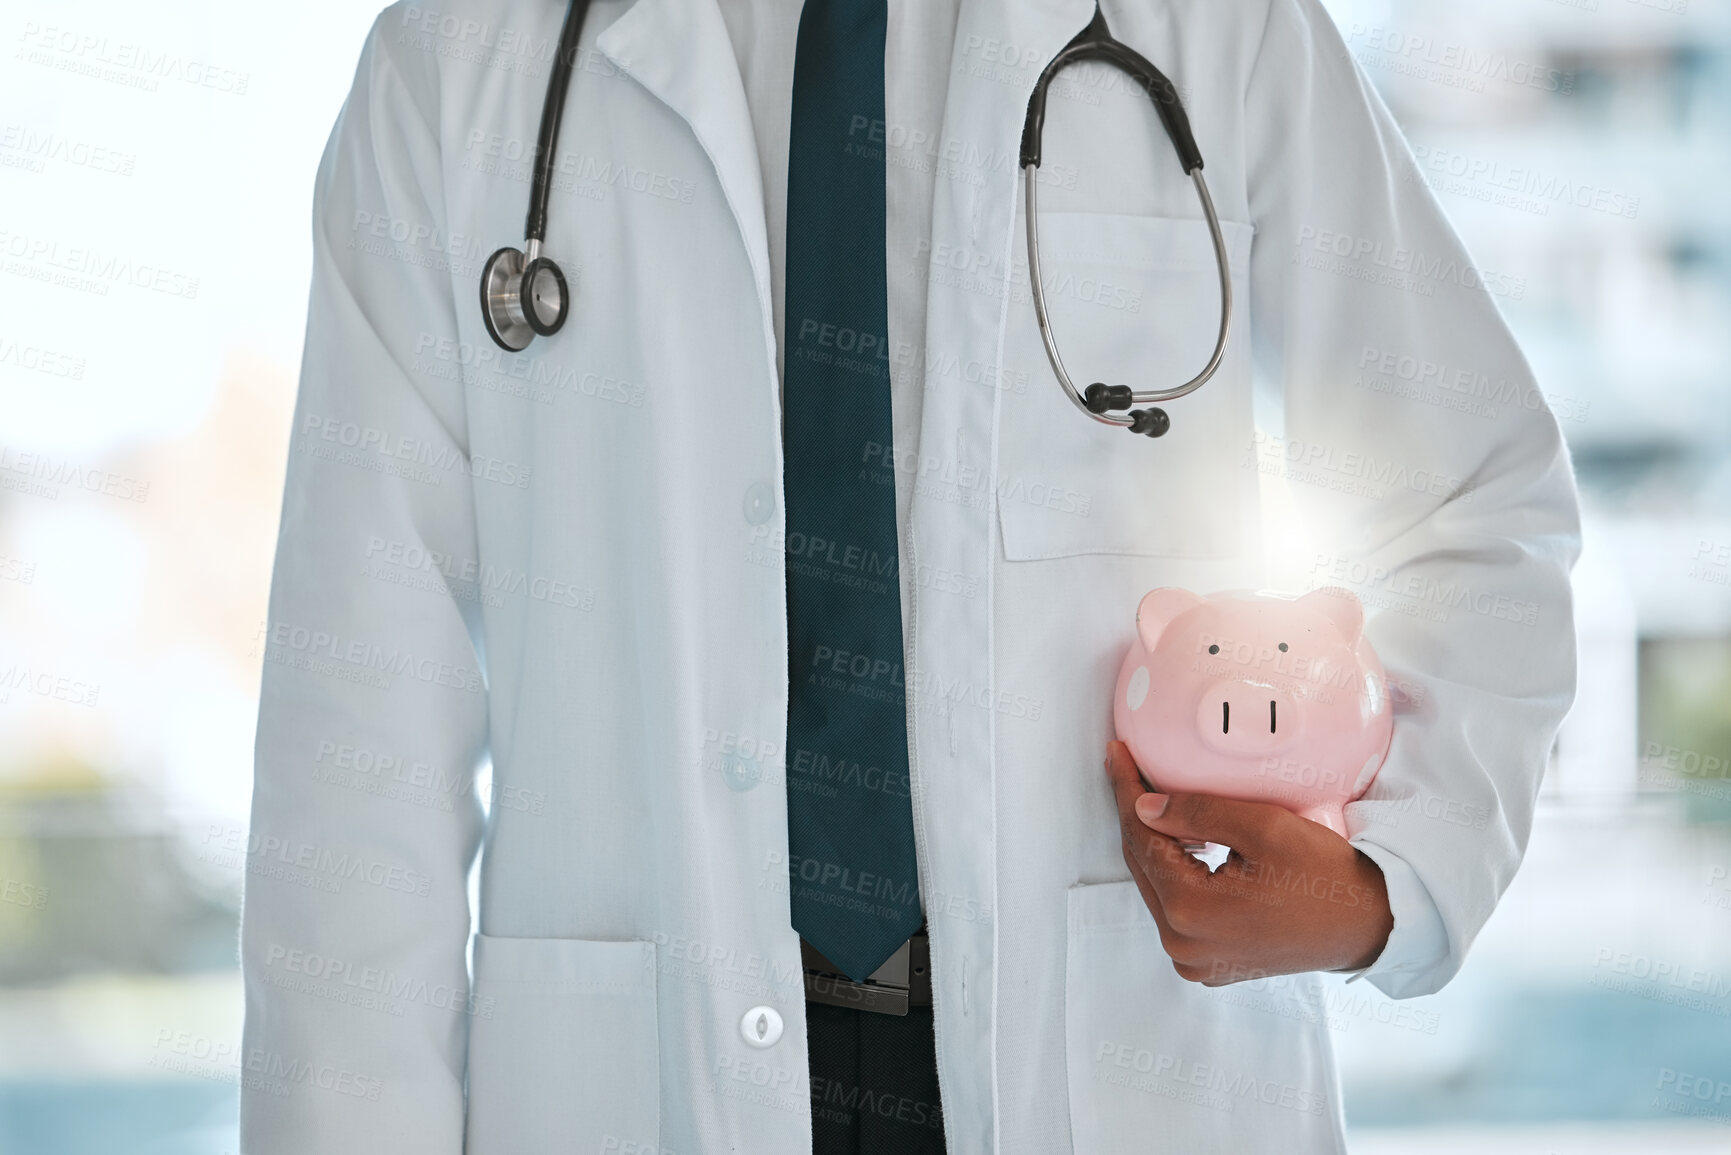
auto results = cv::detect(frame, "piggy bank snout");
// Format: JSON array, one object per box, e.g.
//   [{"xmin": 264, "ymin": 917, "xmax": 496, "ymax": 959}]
[{"xmin": 1195, "ymin": 680, "xmax": 1298, "ymax": 756}]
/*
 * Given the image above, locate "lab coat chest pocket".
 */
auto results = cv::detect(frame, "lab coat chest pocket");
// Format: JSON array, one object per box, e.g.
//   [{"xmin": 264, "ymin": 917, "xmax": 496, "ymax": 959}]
[
  {"xmin": 1064, "ymin": 881, "xmax": 1347, "ymax": 1153},
  {"xmin": 465, "ymin": 934, "xmax": 660, "ymax": 1154},
  {"xmin": 996, "ymin": 213, "xmax": 1255, "ymax": 560}
]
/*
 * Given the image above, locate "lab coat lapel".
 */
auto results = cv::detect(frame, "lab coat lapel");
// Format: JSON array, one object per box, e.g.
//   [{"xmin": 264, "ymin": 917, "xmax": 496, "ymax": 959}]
[
  {"xmin": 906, "ymin": 2, "xmax": 1093, "ymax": 1153},
  {"xmin": 597, "ymin": 0, "xmax": 774, "ymax": 335}
]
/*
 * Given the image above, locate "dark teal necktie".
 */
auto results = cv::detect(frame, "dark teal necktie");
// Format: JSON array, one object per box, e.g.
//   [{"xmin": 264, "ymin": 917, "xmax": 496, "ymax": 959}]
[{"xmin": 783, "ymin": 0, "xmax": 921, "ymax": 984}]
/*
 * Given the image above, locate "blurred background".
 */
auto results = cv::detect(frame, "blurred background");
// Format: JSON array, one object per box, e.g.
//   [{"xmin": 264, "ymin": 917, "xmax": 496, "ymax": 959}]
[{"xmin": 0, "ymin": 0, "xmax": 1727, "ymax": 1151}]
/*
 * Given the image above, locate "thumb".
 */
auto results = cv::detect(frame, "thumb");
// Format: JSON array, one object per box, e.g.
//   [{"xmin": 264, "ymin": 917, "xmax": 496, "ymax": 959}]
[{"xmin": 1135, "ymin": 790, "xmax": 1282, "ymax": 852}]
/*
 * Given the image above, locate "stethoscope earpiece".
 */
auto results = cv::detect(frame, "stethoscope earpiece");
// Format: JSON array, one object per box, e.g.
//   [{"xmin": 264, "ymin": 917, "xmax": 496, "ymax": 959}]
[
  {"xmin": 1085, "ymin": 383, "xmax": 1169, "ymax": 437},
  {"xmin": 1128, "ymin": 408, "xmax": 1170, "ymax": 438}
]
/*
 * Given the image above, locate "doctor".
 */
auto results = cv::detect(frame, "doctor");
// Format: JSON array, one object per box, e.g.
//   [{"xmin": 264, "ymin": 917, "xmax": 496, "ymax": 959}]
[{"xmin": 241, "ymin": 0, "xmax": 1580, "ymax": 1152}]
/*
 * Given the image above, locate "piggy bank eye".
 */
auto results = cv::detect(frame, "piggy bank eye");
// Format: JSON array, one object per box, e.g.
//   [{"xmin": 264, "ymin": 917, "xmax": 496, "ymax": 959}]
[
  {"xmin": 1208, "ymin": 645, "xmax": 1219, "ymax": 655},
  {"xmin": 1278, "ymin": 642, "xmax": 1288, "ymax": 652}
]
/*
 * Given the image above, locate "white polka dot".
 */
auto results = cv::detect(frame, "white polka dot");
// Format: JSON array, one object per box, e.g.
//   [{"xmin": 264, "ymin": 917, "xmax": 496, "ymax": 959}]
[{"xmin": 1126, "ymin": 666, "xmax": 1150, "ymax": 711}]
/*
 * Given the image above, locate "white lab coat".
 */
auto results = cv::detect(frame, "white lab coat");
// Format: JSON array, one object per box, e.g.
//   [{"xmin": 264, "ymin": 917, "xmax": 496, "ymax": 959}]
[{"xmin": 240, "ymin": 0, "xmax": 1581, "ymax": 1151}]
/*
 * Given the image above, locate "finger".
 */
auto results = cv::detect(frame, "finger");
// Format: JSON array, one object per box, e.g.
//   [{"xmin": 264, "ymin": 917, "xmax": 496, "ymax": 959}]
[
  {"xmin": 1119, "ymin": 829, "xmax": 1204, "ymax": 966},
  {"xmin": 1104, "ymin": 739, "xmax": 1150, "ymax": 818},
  {"xmin": 1107, "ymin": 741, "xmax": 1194, "ymax": 880},
  {"xmin": 1105, "ymin": 743, "xmax": 1210, "ymax": 961},
  {"xmin": 1126, "ymin": 822, "xmax": 1213, "ymax": 908},
  {"xmin": 1138, "ymin": 790, "xmax": 1288, "ymax": 853}
]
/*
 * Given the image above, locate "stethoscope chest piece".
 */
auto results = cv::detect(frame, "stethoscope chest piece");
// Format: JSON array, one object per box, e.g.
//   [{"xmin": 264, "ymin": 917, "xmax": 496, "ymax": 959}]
[{"xmin": 481, "ymin": 242, "xmax": 570, "ymax": 353}]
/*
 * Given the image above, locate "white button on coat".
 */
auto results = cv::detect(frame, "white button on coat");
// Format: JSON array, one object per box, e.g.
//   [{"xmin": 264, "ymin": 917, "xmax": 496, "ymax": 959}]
[
  {"xmin": 742, "ymin": 480, "xmax": 776, "ymax": 525},
  {"xmin": 740, "ymin": 1005, "xmax": 784, "ymax": 1048}
]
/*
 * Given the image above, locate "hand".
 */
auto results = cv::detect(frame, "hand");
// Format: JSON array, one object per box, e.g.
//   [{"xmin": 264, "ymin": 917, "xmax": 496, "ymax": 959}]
[{"xmin": 1104, "ymin": 740, "xmax": 1394, "ymax": 986}]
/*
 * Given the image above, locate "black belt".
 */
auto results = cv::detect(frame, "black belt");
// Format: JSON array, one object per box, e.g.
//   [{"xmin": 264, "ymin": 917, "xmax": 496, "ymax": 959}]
[{"xmin": 802, "ymin": 924, "xmax": 931, "ymax": 1016}]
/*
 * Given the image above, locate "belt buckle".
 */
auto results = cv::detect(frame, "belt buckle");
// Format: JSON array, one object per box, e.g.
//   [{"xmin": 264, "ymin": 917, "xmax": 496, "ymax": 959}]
[{"xmin": 801, "ymin": 929, "xmax": 931, "ymax": 1016}]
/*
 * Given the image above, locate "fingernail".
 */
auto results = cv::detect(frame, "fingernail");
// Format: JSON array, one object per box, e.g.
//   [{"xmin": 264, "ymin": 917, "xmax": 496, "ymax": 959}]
[{"xmin": 1136, "ymin": 793, "xmax": 1168, "ymax": 821}]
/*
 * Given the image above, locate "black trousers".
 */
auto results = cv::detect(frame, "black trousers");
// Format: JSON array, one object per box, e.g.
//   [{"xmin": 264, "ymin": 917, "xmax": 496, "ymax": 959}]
[{"xmin": 806, "ymin": 1001, "xmax": 947, "ymax": 1153}]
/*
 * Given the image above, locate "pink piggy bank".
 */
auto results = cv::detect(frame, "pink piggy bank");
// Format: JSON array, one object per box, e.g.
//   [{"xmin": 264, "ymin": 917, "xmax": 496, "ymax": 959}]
[{"xmin": 1112, "ymin": 587, "xmax": 1393, "ymax": 837}]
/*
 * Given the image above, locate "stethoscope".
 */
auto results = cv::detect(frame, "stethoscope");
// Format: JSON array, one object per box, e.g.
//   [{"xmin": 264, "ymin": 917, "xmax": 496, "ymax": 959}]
[
  {"xmin": 482, "ymin": 1, "xmax": 1233, "ymax": 441},
  {"xmin": 1020, "ymin": 5, "xmax": 1232, "ymax": 438},
  {"xmin": 479, "ymin": 0, "xmax": 591, "ymax": 352}
]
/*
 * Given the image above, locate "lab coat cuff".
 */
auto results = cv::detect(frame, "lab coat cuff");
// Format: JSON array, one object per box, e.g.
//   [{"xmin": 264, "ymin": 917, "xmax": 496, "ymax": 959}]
[{"xmin": 1342, "ymin": 839, "xmax": 1449, "ymax": 993}]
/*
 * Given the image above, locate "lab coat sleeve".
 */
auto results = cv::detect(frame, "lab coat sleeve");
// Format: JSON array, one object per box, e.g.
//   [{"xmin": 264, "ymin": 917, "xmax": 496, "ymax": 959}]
[
  {"xmin": 239, "ymin": 16, "xmax": 484, "ymax": 1154},
  {"xmin": 1242, "ymin": 0, "xmax": 1581, "ymax": 999}
]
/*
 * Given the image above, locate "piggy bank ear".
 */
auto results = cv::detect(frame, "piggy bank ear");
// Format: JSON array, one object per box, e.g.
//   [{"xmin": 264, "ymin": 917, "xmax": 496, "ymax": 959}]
[
  {"xmin": 1135, "ymin": 588, "xmax": 1206, "ymax": 653},
  {"xmin": 1296, "ymin": 587, "xmax": 1365, "ymax": 646}
]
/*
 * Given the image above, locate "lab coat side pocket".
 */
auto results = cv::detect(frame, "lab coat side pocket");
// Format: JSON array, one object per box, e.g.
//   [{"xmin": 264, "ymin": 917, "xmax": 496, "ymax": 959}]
[
  {"xmin": 465, "ymin": 934, "xmax": 660, "ymax": 1154},
  {"xmin": 1063, "ymin": 880, "xmax": 1347, "ymax": 1154}
]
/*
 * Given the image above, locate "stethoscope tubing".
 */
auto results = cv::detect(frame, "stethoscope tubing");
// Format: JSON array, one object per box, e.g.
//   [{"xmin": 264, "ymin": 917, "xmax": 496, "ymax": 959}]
[
  {"xmin": 1019, "ymin": 3, "xmax": 1233, "ymax": 433},
  {"xmin": 525, "ymin": 0, "xmax": 593, "ymax": 245},
  {"xmin": 1022, "ymin": 163, "xmax": 1233, "ymax": 427}
]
